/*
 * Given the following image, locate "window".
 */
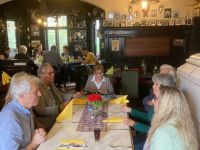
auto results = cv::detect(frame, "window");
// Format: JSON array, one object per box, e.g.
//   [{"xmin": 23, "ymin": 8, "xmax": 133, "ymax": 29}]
[
  {"xmin": 95, "ymin": 19, "xmax": 100, "ymax": 57},
  {"xmin": 6, "ymin": 20, "xmax": 17, "ymax": 58},
  {"xmin": 45, "ymin": 15, "xmax": 68, "ymax": 53}
]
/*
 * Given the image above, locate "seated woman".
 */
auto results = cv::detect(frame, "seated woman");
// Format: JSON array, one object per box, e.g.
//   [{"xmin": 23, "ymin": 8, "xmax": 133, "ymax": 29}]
[
  {"xmin": 84, "ymin": 63, "xmax": 114, "ymax": 94},
  {"xmin": 145, "ymin": 86, "xmax": 198, "ymax": 150},
  {"xmin": 122, "ymin": 73, "xmax": 176, "ymax": 150}
]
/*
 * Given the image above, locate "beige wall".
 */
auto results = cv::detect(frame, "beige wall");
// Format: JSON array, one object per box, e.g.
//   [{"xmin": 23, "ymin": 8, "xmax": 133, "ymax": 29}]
[{"xmin": 81, "ymin": 0, "xmax": 194, "ymax": 19}]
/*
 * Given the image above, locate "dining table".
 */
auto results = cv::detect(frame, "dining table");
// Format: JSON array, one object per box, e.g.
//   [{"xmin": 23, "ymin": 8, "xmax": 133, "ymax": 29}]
[{"xmin": 37, "ymin": 97, "xmax": 133, "ymax": 150}]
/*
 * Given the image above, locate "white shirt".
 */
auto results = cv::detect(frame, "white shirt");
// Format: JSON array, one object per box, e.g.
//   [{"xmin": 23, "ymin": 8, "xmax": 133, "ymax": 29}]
[{"xmin": 91, "ymin": 75, "xmax": 106, "ymax": 89}]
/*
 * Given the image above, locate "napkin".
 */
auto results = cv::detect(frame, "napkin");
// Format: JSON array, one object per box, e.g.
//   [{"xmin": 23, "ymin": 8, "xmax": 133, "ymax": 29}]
[
  {"xmin": 102, "ymin": 116, "xmax": 123, "ymax": 123},
  {"xmin": 57, "ymin": 139, "xmax": 85, "ymax": 150},
  {"xmin": 105, "ymin": 66, "xmax": 113, "ymax": 75},
  {"xmin": 73, "ymin": 98, "xmax": 87, "ymax": 105},
  {"xmin": 2, "ymin": 71, "xmax": 11, "ymax": 85},
  {"xmin": 109, "ymin": 95, "xmax": 129, "ymax": 104},
  {"xmin": 56, "ymin": 100, "xmax": 73, "ymax": 122},
  {"xmin": 124, "ymin": 65, "xmax": 128, "ymax": 70}
]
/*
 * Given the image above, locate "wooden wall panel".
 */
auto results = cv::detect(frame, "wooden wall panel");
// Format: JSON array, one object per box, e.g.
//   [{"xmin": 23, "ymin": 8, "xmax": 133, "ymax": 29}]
[{"xmin": 124, "ymin": 37, "xmax": 170, "ymax": 57}]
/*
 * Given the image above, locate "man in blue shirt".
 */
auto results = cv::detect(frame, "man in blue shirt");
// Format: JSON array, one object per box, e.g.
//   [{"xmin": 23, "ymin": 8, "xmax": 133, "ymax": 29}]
[{"xmin": 0, "ymin": 72, "xmax": 47, "ymax": 150}]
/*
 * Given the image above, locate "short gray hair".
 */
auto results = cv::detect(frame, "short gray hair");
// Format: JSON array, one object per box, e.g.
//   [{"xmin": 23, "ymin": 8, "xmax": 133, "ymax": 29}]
[
  {"xmin": 19, "ymin": 45, "xmax": 27, "ymax": 54},
  {"xmin": 9, "ymin": 72, "xmax": 39, "ymax": 100},
  {"xmin": 159, "ymin": 64, "xmax": 176, "ymax": 77},
  {"xmin": 37, "ymin": 63, "xmax": 52, "ymax": 77},
  {"xmin": 152, "ymin": 73, "xmax": 176, "ymax": 87}
]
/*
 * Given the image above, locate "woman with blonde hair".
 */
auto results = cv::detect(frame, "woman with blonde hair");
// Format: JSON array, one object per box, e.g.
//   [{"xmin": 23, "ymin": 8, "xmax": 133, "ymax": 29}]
[{"xmin": 145, "ymin": 86, "xmax": 198, "ymax": 150}]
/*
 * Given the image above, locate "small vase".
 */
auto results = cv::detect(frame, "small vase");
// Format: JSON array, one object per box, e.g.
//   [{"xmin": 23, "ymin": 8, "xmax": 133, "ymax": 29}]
[{"xmin": 91, "ymin": 106, "xmax": 98, "ymax": 119}]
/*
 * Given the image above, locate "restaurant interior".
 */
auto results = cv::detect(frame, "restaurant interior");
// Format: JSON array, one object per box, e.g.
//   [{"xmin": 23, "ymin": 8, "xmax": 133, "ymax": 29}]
[{"xmin": 0, "ymin": 0, "xmax": 200, "ymax": 149}]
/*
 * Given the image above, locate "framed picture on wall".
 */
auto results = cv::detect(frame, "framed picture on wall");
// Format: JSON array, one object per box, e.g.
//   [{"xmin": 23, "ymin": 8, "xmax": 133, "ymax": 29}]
[
  {"xmin": 134, "ymin": 11, "xmax": 140, "ymax": 18},
  {"xmin": 120, "ymin": 20, "xmax": 126, "ymax": 27},
  {"xmin": 173, "ymin": 10, "xmax": 180, "ymax": 18},
  {"xmin": 164, "ymin": 8, "xmax": 172, "ymax": 18},
  {"xmin": 111, "ymin": 39, "xmax": 120, "ymax": 51},
  {"xmin": 31, "ymin": 25, "xmax": 40, "ymax": 36},
  {"xmin": 175, "ymin": 19, "xmax": 181, "ymax": 26}
]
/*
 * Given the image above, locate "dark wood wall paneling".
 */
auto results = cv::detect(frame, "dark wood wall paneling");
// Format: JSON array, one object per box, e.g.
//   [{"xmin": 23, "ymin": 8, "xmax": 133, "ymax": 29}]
[{"xmin": 102, "ymin": 26, "xmax": 192, "ymax": 72}]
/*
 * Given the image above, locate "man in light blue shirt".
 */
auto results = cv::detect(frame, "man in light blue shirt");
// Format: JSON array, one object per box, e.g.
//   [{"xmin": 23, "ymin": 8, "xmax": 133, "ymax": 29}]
[{"xmin": 0, "ymin": 72, "xmax": 47, "ymax": 150}]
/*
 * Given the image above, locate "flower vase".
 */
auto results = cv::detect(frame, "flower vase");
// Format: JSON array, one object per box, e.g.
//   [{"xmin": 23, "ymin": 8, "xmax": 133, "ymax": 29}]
[{"xmin": 91, "ymin": 106, "xmax": 98, "ymax": 119}]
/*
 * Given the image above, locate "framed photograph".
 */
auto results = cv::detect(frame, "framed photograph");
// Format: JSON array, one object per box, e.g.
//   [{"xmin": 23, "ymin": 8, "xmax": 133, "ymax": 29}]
[
  {"xmin": 163, "ymin": 19, "xmax": 169, "ymax": 26},
  {"xmin": 180, "ymin": 18, "xmax": 186, "ymax": 25},
  {"xmin": 194, "ymin": 7, "xmax": 200, "ymax": 17},
  {"xmin": 164, "ymin": 8, "xmax": 172, "ymax": 18},
  {"xmin": 108, "ymin": 12, "xmax": 114, "ymax": 19},
  {"xmin": 157, "ymin": 20, "xmax": 163, "ymax": 26},
  {"xmin": 186, "ymin": 18, "xmax": 192, "ymax": 25},
  {"xmin": 169, "ymin": 19, "xmax": 175, "ymax": 26},
  {"xmin": 126, "ymin": 20, "xmax": 132, "ymax": 27},
  {"xmin": 31, "ymin": 25, "xmax": 40, "ymax": 36},
  {"xmin": 150, "ymin": 20, "xmax": 156, "ymax": 26},
  {"xmin": 173, "ymin": 10, "xmax": 180, "ymax": 18},
  {"xmin": 141, "ymin": 20, "xmax": 146, "ymax": 26},
  {"xmin": 114, "ymin": 20, "xmax": 120, "ymax": 27},
  {"xmin": 113, "ymin": 12, "xmax": 120, "ymax": 19},
  {"xmin": 146, "ymin": 20, "xmax": 151, "ymax": 26},
  {"xmin": 134, "ymin": 11, "xmax": 140, "ymax": 18},
  {"xmin": 120, "ymin": 14, "xmax": 127, "ymax": 20},
  {"xmin": 108, "ymin": 20, "xmax": 114, "ymax": 27},
  {"xmin": 111, "ymin": 39, "xmax": 120, "ymax": 51},
  {"xmin": 127, "ymin": 14, "xmax": 133, "ymax": 21},
  {"xmin": 120, "ymin": 20, "xmax": 126, "ymax": 27},
  {"xmin": 175, "ymin": 19, "xmax": 181, "ymax": 26},
  {"xmin": 151, "ymin": 9, "xmax": 157, "ymax": 17}
]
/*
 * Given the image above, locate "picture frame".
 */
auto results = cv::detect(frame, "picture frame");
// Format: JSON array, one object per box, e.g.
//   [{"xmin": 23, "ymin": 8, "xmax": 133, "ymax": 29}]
[
  {"xmin": 31, "ymin": 24, "xmax": 40, "ymax": 36},
  {"xmin": 175, "ymin": 19, "xmax": 181, "ymax": 26},
  {"xmin": 120, "ymin": 20, "xmax": 126, "ymax": 27},
  {"xmin": 169, "ymin": 19, "xmax": 175, "ymax": 26},
  {"xmin": 120, "ymin": 14, "xmax": 127, "ymax": 20},
  {"xmin": 194, "ymin": 7, "xmax": 200, "ymax": 17},
  {"xmin": 151, "ymin": 9, "xmax": 157, "ymax": 17},
  {"xmin": 186, "ymin": 18, "xmax": 192, "ymax": 25},
  {"xmin": 141, "ymin": 20, "xmax": 146, "ymax": 26},
  {"xmin": 164, "ymin": 8, "xmax": 172, "ymax": 18},
  {"xmin": 173, "ymin": 10, "xmax": 180, "ymax": 18},
  {"xmin": 108, "ymin": 11, "xmax": 114, "ymax": 19},
  {"xmin": 114, "ymin": 20, "xmax": 120, "ymax": 27},
  {"xmin": 157, "ymin": 20, "xmax": 163, "ymax": 26},
  {"xmin": 126, "ymin": 20, "xmax": 132, "ymax": 27},
  {"xmin": 180, "ymin": 18, "xmax": 186, "ymax": 25},
  {"xmin": 107, "ymin": 20, "xmax": 114, "ymax": 27},
  {"xmin": 113, "ymin": 12, "xmax": 120, "ymax": 19},
  {"xmin": 163, "ymin": 19, "xmax": 169, "ymax": 26},
  {"xmin": 150, "ymin": 20, "xmax": 157, "ymax": 26},
  {"xmin": 111, "ymin": 39, "xmax": 120, "ymax": 51}
]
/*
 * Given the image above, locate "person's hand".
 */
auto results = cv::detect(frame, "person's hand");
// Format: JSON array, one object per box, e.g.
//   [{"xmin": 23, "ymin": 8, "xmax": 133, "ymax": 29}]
[
  {"xmin": 146, "ymin": 100, "xmax": 153, "ymax": 106},
  {"xmin": 123, "ymin": 118, "xmax": 135, "ymax": 127},
  {"xmin": 121, "ymin": 105, "xmax": 131, "ymax": 113},
  {"xmin": 98, "ymin": 89, "xmax": 107, "ymax": 94},
  {"xmin": 31, "ymin": 128, "xmax": 47, "ymax": 147},
  {"xmin": 73, "ymin": 92, "xmax": 82, "ymax": 98}
]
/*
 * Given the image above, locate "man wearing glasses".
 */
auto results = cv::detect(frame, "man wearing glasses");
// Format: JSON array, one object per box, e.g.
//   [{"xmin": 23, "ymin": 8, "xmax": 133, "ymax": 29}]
[{"xmin": 33, "ymin": 63, "xmax": 80, "ymax": 131}]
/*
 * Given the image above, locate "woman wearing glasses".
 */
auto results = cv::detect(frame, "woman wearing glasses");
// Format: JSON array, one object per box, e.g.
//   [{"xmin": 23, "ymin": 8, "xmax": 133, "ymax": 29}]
[{"xmin": 84, "ymin": 63, "xmax": 114, "ymax": 94}]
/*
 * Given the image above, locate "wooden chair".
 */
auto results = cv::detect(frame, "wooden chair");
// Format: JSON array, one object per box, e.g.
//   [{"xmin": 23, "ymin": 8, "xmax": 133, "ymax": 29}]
[{"xmin": 121, "ymin": 69, "xmax": 139, "ymax": 100}]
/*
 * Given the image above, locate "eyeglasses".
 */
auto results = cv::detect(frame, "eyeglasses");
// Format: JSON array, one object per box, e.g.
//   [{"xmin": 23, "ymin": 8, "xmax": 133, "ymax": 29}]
[{"xmin": 42, "ymin": 71, "xmax": 55, "ymax": 75}]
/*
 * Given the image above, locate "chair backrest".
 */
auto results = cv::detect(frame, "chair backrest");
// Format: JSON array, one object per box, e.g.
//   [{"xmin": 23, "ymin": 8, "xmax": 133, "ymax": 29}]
[
  {"xmin": 121, "ymin": 70, "xmax": 139, "ymax": 99},
  {"xmin": 0, "ymin": 59, "xmax": 29, "ymax": 77},
  {"xmin": 75, "ymin": 65, "xmax": 90, "ymax": 91}
]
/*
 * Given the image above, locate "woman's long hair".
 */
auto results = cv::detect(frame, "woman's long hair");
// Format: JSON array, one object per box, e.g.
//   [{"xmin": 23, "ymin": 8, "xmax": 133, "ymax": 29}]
[{"xmin": 147, "ymin": 86, "xmax": 198, "ymax": 150}]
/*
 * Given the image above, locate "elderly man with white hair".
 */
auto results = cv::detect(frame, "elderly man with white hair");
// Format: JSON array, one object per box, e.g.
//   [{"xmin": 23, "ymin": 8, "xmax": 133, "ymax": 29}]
[
  {"xmin": 14, "ymin": 45, "xmax": 30, "ymax": 59},
  {"xmin": 0, "ymin": 72, "xmax": 47, "ymax": 150}
]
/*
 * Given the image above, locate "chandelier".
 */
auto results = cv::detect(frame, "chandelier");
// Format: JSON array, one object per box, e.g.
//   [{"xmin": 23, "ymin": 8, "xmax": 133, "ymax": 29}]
[{"xmin": 129, "ymin": 0, "xmax": 160, "ymax": 17}]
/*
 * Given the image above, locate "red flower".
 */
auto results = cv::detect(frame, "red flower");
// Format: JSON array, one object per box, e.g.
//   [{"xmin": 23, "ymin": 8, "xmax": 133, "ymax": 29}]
[{"xmin": 88, "ymin": 94, "xmax": 102, "ymax": 102}]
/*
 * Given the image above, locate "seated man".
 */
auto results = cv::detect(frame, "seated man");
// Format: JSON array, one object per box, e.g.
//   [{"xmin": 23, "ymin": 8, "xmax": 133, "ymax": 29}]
[
  {"xmin": 143, "ymin": 64, "xmax": 176, "ymax": 112},
  {"xmin": 33, "ymin": 63, "xmax": 80, "ymax": 131},
  {"xmin": 84, "ymin": 62, "xmax": 114, "ymax": 94},
  {"xmin": 0, "ymin": 72, "xmax": 47, "ymax": 150}
]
